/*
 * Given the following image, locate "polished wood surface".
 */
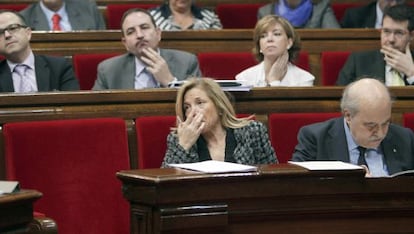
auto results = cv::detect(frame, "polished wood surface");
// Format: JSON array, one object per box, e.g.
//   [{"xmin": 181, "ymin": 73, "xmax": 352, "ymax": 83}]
[
  {"xmin": 117, "ymin": 164, "xmax": 414, "ymax": 234},
  {"xmin": 0, "ymin": 190, "xmax": 41, "ymax": 232},
  {"xmin": 27, "ymin": 29, "xmax": 414, "ymax": 84}
]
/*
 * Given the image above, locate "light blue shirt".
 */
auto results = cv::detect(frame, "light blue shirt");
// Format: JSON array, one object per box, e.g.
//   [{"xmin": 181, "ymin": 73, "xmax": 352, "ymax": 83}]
[
  {"xmin": 343, "ymin": 119, "xmax": 389, "ymax": 177},
  {"xmin": 39, "ymin": 1, "xmax": 72, "ymax": 31}
]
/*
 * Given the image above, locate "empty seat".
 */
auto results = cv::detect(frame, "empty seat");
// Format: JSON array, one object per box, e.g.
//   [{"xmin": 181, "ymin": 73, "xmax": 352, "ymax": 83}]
[
  {"xmin": 403, "ymin": 113, "xmax": 414, "ymax": 132},
  {"xmin": 106, "ymin": 4, "xmax": 157, "ymax": 29},
  {"xmin": 72, "ymin": 53, "xmax": 120, "ymax": 90},
  {"xmin": 135, "ymin": 116, "xmax": 176, "ymax": 169},
  {"xmin": 268, "ymin": 112, "xmax": 342, "ymax": 163},
  {"xmin": 4, "ymin": 118, "xmax": 130, "ymax": 234},
  {"xmin": 320, "ymin": 51, "xmax": 351, "ymax": 86},
  {"xmin": 216, "ymin": 4, "xmax": 264, "ymax": 29}
]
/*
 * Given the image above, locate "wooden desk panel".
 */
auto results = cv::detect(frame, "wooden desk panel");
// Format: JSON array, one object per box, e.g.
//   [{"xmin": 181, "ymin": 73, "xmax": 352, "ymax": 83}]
[{"xmin": 117, "ymin": 164, "xmax": 414, "ymax": 234}]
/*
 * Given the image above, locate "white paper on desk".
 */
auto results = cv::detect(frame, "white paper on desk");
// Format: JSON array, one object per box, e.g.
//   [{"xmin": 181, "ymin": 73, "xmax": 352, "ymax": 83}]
[
  {"xmin": 168, "ymin": 160, "xmax": 257, "ymax": 173},
  {"xmin": 288, "ymin": 161, "xmax": 362, "ymax": 170},
  {"xmin": 169, "ymin": 80, "xmax": 253, "ymax": 92}
]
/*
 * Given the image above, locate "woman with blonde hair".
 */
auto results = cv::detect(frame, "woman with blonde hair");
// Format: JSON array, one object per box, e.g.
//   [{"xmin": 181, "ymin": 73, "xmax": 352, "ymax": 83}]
[{"xmin": 162, "ymin": 78, "xmax": 277, "ymax": 167}]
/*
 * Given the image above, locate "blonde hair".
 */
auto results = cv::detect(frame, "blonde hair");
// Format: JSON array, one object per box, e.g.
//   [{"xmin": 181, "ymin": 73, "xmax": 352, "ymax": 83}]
[
  {"xmin": 175, "ymin": 78, "xmax": 253, "ymax": 129},
  {"xmin": 253, "ymin": 15, "xmax": 301, "ymax": 62}
]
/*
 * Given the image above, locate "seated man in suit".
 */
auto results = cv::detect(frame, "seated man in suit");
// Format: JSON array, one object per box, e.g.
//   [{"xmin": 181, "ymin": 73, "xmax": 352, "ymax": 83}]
[
  {"xmin": 20, "ymin": 0, "xmax": 106, "ymax": 31},
  {"xmin": 93, "ymin": 8, "xmax": 201, "ymax": 90},
  {"xmin": 292, "ymin": 78, "xmax": 414, "ymax": 177},
  {"xmin": 337, "ymin": 4, "xmax": 414, "ymax": 86},
  {"xmin": 0, "ymin": 10, "xmax": 79, "ymax": 93},
  {"xmin": 341, "ymin": 0, "xmax": 406, "ymax": 28}
]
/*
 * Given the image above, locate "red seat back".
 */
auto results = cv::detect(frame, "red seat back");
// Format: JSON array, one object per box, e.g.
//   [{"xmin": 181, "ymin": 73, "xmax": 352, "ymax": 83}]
[
  {"xmin": 320, "ymin": 51, "xmax": 351, "ymax": 86},
  {"xmin": 4, "ymin": 118, "xmax": 130, "ymax": 234},
  {"xmin": 331, "ymin": 3, "xmax": 362, "ymax": 22},
  {"xmin": 403, "ymin": 113, "xmax": 414, "ymax": 132},
  {"xmin": 216, "ymin": 4, "xmax": 263, "ymax": 29},
  {"xmin": 198, "ymin": 52, "xmax": 257, "ymax": 80},
  {"xmin": 106, "ymin": 4, "xmax": 157, "ymax": 29},
  {"xmin": 268, "ymin": 112, "xmax": 342, "ymax": 163},
  {"xmin": 294, "ymin": 51, "xmax": 310, "ymax": 71},
  {"xmin": 72, "ymin": 53, "xmax": 120, "ymax": 90},
  {"xmin": 135, "ymin": 116, "xmax": 176, "ymax": 169},
  {"xmin": 0, "ymin": 4, "xmax": 28, "ymax": 11}
]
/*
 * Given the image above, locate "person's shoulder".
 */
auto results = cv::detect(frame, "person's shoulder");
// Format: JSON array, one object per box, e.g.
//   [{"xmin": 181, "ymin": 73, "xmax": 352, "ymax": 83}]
[
  {"xmin": 19, "ymin": 3, "xmax": 39, "ymax": 15},
  {"xmin": 389, "ymin": 123, "xmax": 414, "ymax": 135},
  {"xmin": 345, "ymin": 1, "xmax": 376, "ymax": 14},
  {"xmin": 98, "ymin": 53, "xmax": 131, "ymax": 68},
  {"xmin": 289, "ymin": 63, "xmax": 315, "ymax": 79},
  {"xmin": 161, "ymin": 48, "xmax": 196, "ymax": 58},
  {"xmin": 35, "ymin": 54, "xmax": 68, "ymax": 64}
]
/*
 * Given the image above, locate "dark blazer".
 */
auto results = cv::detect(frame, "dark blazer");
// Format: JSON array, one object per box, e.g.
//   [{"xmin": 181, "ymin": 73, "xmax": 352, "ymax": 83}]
[
  {"xmin": 93, "ymin": 49, "xmax": 202, "ymax": 90},
  {"xmin": 341, "ymin": 1, "xmax": 377, "ymax": 28},
  {"xmin": 20, "ymin": 0, "xmax": 106, "ymax": 31},
  {"xmin": 337, "ymin": 50, "xmax": 385, "ymax": 85},
  {"xmin": 292, "ymin": 117, "xmax": 414, "ymax": 175},
  {"xmin": 162, "ymin": 121, "xmax": 278, "ymax": 167},
  {"xmin": 0, "ymin": 55, "xmax": 79, "ymax": 92}
]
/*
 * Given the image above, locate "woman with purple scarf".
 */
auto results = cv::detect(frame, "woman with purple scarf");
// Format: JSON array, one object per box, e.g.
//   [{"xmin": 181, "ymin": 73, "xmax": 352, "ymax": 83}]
[{"xmin": 258, "ymin": 0, "xmax": 340, "ymax": 28}]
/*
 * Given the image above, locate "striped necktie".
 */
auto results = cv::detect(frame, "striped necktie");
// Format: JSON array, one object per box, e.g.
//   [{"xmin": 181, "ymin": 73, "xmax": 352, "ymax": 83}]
[{"xmin": 14, "ymin": 64, "xmax": 32, "ymax": 93}]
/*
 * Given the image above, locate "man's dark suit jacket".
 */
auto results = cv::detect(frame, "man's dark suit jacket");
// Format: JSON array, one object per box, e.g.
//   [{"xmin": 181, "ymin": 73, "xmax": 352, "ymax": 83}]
[
  {"xmin": 341, "ymin": 1, "xmax": 377, "ymax": 28},
  {"xmin": 292, "ymin": 117, "xmax": 414, "ymax": 175},
  {"xmin": 0, "ymin": 55, "xmax": 79, "ymax": 92}
]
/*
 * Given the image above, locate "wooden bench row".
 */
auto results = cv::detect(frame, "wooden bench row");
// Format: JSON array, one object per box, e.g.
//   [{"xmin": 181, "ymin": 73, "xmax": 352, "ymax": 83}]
[
  {"xmin": 27, "ymin": 29, "xmax": 414, "ymax": 85},
  {"xmin": 0, "ymin": 87, "xmax": 413, "ymax": 179}
]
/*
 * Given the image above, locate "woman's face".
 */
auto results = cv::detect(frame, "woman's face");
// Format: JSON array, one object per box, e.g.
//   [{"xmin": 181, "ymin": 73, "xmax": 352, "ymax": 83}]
[
  {"xmin": 259, "ymin": 23, "xmax": 293, "ymax": 61},
  {"xmin": 183, "ymin": 87, "xmax": 220, "ymax": 134},
  {"xmin": 169, "ymin": 0, "xmax": 192, "ymax": 11}
]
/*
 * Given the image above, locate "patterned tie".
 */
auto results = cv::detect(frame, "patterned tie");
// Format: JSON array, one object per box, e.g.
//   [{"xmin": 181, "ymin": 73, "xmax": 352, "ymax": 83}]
[
  {"xmin": 391, "ymin": 69, "xmax": 405, "ymax": 86},
  {"xmin": 52, "ymin": 13, "xmax": 61, "ymax": 31},
  {"xmin": 14, "ymin": 64, "xmax": 31, "ymax": 93}
]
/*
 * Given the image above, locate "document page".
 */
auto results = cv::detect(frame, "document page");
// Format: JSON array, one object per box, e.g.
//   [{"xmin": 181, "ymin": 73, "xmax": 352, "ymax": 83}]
[
  {"xmin": 289, "ymin": 161, "xmax": 363, "ymax": 170},
  {"xmin": 168, "ymin": 160, "xmax": 257, "ymax": 173}
]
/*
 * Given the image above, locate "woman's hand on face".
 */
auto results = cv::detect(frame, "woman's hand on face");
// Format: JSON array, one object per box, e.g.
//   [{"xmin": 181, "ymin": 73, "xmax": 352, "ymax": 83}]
[
  {"xmin": 177, "ymin": 110, "xmax": 205, "ymax": 151},
  {"xmin": 267, "ymin": 51, "xmax": 289, "ymax": 83}
]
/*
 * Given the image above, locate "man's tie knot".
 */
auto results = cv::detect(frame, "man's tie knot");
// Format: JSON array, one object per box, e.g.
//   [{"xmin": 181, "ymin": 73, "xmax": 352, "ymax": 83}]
[{"xmin": 52, "ymin": 13, "xmax": 61, "ymax": 31}]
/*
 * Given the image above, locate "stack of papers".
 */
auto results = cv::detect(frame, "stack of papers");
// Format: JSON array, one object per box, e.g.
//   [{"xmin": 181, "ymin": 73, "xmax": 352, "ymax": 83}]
[
  {"xmin": 169, "ymin": 80, "xmax": 253, "ymax": 92},
  {"xmin": 168, "ymin": 160, "xmax": 257, "ymax": 173},
  {"xmin": 289, "ymin": 161, "xmax": 363, "ymax": 170}
]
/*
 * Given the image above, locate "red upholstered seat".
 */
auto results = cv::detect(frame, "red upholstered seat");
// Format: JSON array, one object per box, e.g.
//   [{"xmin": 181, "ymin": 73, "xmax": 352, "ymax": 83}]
[
  {"xmin": 4, "ymin": 118, "xmax": 130, "ymax": 234},
  {"xmin": 198, "ymin": 52, "xmax": 257, "ymax": 80},
  {"xmin": 403, "ymin": 113, "xmax": 414, "ymax": 132},
  {"xmin": 106, "ymin": 4, "xmax": 157, "ymax": 29},
  {"xmin": 135, "ymin": 116, "xmax": 176, "ymax": 169},
  {"xmin": 268, "ymin": 112, "xmax": 342, "ymax": 163},
  {"xmin": 72, "ymin": 53, "xmax": 120, "ymax": 90},
  {"xmin": 0, "ymin": 4, "xmax": 28, "ymax": 11},
  {"xmin": 331, "ymin": 3, "xmax": 362, "ymax": 22},
  {"xmin": 294, "ymin": 51, "xmax": 310, "ymax": 71},
  {"xmin": 216, "ymin": 3, "xmax": 264, "ymax": 29},
  {"xmin": 320, "ymin": 51, "xmax": 351, "ymax": 86}
]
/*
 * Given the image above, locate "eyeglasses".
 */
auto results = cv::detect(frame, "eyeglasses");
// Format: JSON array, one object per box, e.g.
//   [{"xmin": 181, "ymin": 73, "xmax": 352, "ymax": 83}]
[
  {"xmin": 381, "ymin": 28, "xmax": 408, "ymax": 39},
  {"xmin": 0, "ymin": 24, "xmax": 28, "ymax": 38}
]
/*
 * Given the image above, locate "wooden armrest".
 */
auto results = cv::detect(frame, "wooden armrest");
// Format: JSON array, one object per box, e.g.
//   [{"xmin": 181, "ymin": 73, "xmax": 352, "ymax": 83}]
[{"xmin": 28, "ymin": 217, "xmax": 58, "ymax": 234}]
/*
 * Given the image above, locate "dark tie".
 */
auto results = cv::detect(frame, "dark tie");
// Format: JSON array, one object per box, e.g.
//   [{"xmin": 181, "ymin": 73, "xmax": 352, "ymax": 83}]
[{"xmin": 357, "ymin": 146, "xmax": 368, "ymax": 168}]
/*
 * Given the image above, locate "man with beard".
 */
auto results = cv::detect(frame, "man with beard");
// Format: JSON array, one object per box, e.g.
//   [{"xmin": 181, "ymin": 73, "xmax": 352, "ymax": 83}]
[
  {"xmin": 292, "ymin": 78, "xmax": 414, "ymax": 177},
  {"xmin": 93, "ymin": 8, "xmax": 201, "ymax": 90},
  {"xmin": 336, "ymin": 4, "xmax": 414, "ymax": 86}
]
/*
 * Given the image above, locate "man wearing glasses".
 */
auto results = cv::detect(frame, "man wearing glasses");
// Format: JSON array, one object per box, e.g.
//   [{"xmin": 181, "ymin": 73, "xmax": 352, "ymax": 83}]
[
  {"xmin": 0, "ymin": 10, "xmax": 79, "ymax": 92},
  {"xmin": 341, "ymin": 0, "xmax": 406, "ymax": 29},
  {"xmin": 337, "ymin": 4, "xmax": 414, "ymax": 86}
]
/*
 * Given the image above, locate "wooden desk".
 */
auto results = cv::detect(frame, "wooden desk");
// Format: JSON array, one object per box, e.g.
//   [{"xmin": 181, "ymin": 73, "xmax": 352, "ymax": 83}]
[
  {"xmin": 117, "ymin": 164, "xmax": 414, "ymax": 234},
  {"xmin": 0, "ymin": 190, "xmax": 41, "ymax": 232}
]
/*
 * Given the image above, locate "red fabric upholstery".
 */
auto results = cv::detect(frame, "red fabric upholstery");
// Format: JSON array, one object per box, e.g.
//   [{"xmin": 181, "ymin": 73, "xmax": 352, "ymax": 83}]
[
  {"xmin": 294, "ymin": 51, "xmax": 310, "ymax": 71},
  {"xmin": 268, "ymin": 112, "xmax": 342, "ymax": 163},
  {"xmin": 135, "ymin": 116, "xmax": 176, "ymax": 169},
  {"xmin": 0, "ymin": 4, "xmax": 28, "ymax": 11},
  {"xmin": 320, "ymin": 51, "xmax": 351, "ymax": 86},
  {"xmin": 4, "ymin": 118, "xmax": 130, "ymax": 234},
  {"xmin": 106, "ymin": 4, "xmax": 157, "ymax": 29},
  {"xmin": 72, "ymin": 53, "xmax": 119, "ymax": 90},
  {"xmin": 198, "ymin": 52, "xmax": 257, "ymax": 80},
  {"xmin": 403, "ymin": 113, "xmax": 414, "ymax": 132},
  {"xmin": 331, "ymin": 3, "xmax": 362, "ymax": 22},
  {"xmin": 216, "ymin": 4, "xmax": 264, "ymax": 29}
]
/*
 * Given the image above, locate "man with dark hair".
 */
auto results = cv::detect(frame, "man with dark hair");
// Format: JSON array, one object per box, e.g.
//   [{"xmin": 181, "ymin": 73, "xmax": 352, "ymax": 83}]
[
  {"xmin": 93, "ymin": 8, "xmax": 201, "ymax": 90},
  {"xmin": 337, "ymin": 4, "xmax": 414, "ymax": 86},
  {"xmin": 0, "ymin": 10, "xmax": 79, "ymax": 92}
]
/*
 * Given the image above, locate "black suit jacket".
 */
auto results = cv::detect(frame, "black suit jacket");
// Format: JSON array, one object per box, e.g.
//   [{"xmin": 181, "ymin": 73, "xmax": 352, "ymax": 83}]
[
  {"xmin": 292, "ymin": 117, "xmax": 414, "ymax": 175},
  {"xmin": 341, "ymin": 1, "xmax": 377, "ymax": 28},
  {"xmin": 0, "ymin": 55, "xmax": 79, "ymax": 92}
]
